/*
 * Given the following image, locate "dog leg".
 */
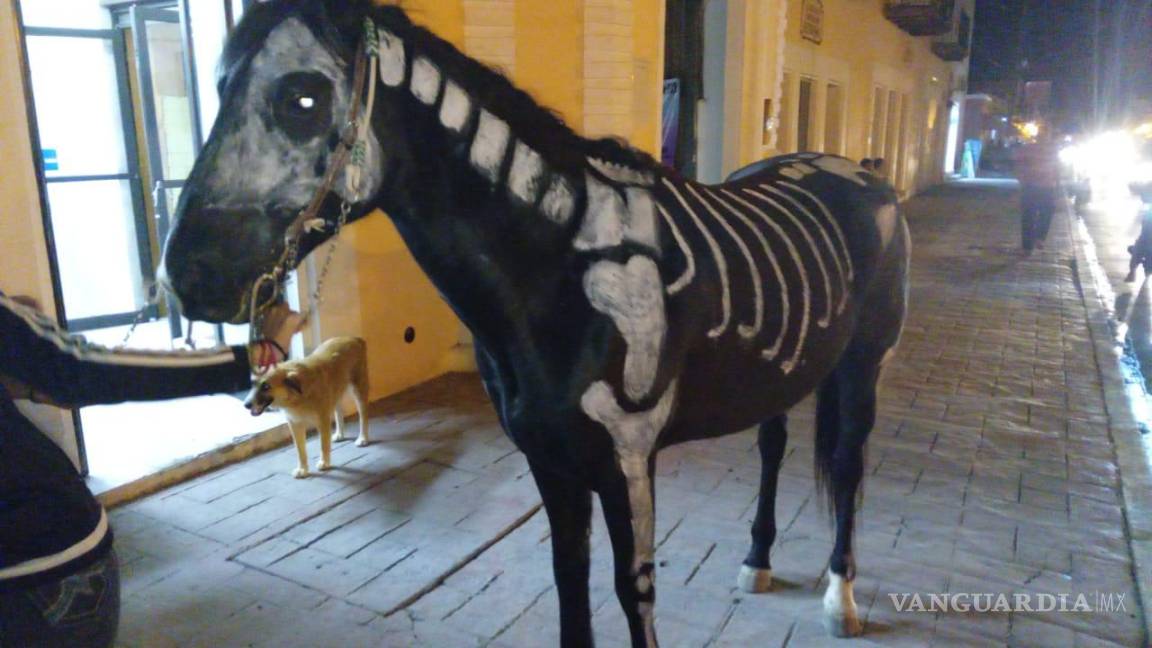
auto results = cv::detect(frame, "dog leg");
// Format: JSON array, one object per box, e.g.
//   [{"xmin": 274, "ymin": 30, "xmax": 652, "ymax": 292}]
[
  {"xmin": 352, "ymin": 388, "xmax": 369, "ymax": 447},
  {"xmin": 289, "ymin": 422, "xmax": 310, "ymax": 478},
  {"xmin": 333, "ymin": 406, "xmax": 347, "ymax": 442},
  {"xmin": 317, "ymin": 417, "xmax": 333, "ymax": 471}
]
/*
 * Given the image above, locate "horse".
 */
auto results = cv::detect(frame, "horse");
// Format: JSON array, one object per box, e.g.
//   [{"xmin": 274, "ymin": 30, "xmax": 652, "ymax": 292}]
[{"xmin": 159, "ymin": 1, "xmax": 910, "ymax": 645}]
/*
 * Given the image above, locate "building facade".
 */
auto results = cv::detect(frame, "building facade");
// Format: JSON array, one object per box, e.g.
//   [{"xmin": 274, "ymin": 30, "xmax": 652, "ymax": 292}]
[{"xmin": 0, "ymin": 0, "xmax": 972, "ymax": 460}]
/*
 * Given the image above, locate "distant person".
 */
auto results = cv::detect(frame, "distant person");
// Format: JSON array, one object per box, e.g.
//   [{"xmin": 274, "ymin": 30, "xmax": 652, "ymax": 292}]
[
  {"xmin": 860, "ymin": 158, "xmax": 874, "ymax": 173},
  {"xmin": 873, "ymin": 158, "xmax": 887, "ymax": 179},
  {"xmin": 0, "ymin": 293, "xmax": 301, "ymax": 648},
  {"xmin": 1014, "ymin": 132, "xmax": 1063, "ymax": 253}
]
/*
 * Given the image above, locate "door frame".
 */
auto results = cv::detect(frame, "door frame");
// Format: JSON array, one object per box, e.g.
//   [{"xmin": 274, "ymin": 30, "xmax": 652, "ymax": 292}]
[{"xmin": 21, "ymin": 24, "xmax": 158, "ymax": 332}]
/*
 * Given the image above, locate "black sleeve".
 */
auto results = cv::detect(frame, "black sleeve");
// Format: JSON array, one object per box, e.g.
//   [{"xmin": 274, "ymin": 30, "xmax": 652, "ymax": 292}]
[{"xmin": 0, "ymin": 295, "xmax": 253, "ymax": 407}]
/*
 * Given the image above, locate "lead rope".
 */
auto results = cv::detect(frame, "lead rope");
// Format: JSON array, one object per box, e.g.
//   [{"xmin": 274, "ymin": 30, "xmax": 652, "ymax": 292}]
[{"xmin": 247, "ymin": 19, "xmax": 379, "ymax": 370}]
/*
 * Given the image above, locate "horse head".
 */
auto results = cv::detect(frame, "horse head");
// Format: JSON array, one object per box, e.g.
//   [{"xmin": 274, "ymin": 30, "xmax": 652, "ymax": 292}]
[{"xmin": 160, "ymin": 0, "xmax": 394, "ymax": 323}]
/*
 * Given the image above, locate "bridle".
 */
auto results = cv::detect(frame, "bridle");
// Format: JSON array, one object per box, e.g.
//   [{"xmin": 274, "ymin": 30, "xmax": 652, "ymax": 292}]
[{"xmin": 246, "ymin": 19, "xmax": 380, "ymax": 343}]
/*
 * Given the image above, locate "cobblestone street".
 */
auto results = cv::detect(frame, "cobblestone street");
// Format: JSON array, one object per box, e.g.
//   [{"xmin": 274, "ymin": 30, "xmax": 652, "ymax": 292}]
[{"xmin": 110, "ymin": 181, "xmax": 1149, "ymax": 647}]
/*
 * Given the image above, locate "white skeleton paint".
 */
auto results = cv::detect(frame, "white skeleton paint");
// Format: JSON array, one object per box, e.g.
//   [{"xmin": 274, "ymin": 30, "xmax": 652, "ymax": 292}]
[
  {"xmin": 439, "ymin": 80, "xmax": 471, "ymax": 132},
  {"xmin": 589, "ymin": 157, "xmax": 656, "ymax": 186},
  {"xmin": 812, "ymin": 156, "xmax": 872, "ymax": 187},
  {"xmin": 377, "ymin": 27, "xmax": 406, "ymax": 87},
  {"xmin": 207, "ymin": 19, "xmax": 383, "ymax": 210},
  {"xmin": 744, "ymin": 187, "xmax": 836, "ymax": 328},
  {"xmin": 574, "ymin": 172, "xmax": 660, "ymax": 253},
  {"xmin": 705, "ymin": 189, "xmax": 791, "ymax": 359},
  {"xmin": 688, "ymin": 186, "xmax": 764, "ymax": 340},
  {"xmin": 410, "ymin": 56, "xmax": 442, "ymax": 105},
  {"xmin": 470, "ymin": 109, "xmax": 511, "ymax": 184},
  {"xmin": 776, "ymin": 180, "xmax": 855, "ymax": 282},
  {"xmin": 721, "ymin": 189, "xmax": 811, "ymax": 374},
  {"xmin": 540, "ymin": 175, "xmax": 576, "ymax": 225},
  {"xmin": 583, "ymin": 257, "xmax": 666, "ymax": 402},
  {"xmin": 875, "ymin": 204, "xmax": 898, "ymax": 248},
  {"xmin": 581, "ymin": 379, "xmax": 678, "ymax": 648},
  {"xmin": 508, "ymin": 141, "xmax": 546, "ymax": 205},
  {"xmin": 657, "ymin": 204, "xmax": 696, "ymax": 295},
  {"xmin": 662, "ymin": 179, "xmax": 732, "ymax": 339},
  {"xmin": 756, "ymin": 184, "xmax": 847, "ymax": 317}
]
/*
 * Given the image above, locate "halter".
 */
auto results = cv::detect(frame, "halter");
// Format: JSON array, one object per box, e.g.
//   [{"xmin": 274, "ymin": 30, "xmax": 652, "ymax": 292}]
[{"xmin": 247, "ymin": 19, "xmax": 380, "ymax": 348}]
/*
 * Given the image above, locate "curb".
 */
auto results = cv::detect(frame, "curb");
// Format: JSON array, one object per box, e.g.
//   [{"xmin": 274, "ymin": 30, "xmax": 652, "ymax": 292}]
[{"xmin": 1066, "ymin": 204, "xmax": 1152, "ymax": 644}]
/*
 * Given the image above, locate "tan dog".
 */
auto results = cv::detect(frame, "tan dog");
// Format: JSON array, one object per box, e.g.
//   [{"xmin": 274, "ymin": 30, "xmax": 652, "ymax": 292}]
[{"xmin": 244, "ymin": 337, "xmax": 370, "ymax": 478}]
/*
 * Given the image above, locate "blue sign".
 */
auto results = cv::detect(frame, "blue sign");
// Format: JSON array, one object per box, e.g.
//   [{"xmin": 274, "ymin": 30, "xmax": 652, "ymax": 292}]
[{"xmin": 42, "ymin": 148, "xmax": 58, "ymax": 172}]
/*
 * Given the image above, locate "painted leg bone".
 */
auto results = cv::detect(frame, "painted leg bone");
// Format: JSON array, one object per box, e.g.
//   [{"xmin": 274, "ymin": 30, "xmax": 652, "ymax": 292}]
[
  {"xmin": 583, "ymin": 257, "xmax": 666, "ymax": 402},
  {"xmin": 582, "ymin": 380, "xmax": 677, "ymax": 648}
]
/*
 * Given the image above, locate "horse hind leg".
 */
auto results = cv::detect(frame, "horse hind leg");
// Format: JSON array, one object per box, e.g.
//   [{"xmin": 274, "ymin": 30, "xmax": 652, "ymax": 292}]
[
  {"xmin": 738, "ymin": 415, "xmax": 788, "ymax": 593},
  {"xmin": 817, "ymin": 348, "xmax": 884, "ymax": 638}
]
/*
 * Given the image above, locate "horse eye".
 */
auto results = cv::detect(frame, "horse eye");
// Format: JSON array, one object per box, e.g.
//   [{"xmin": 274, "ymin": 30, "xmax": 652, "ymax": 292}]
[{"xmin": 260, "ymin": 382, "xmax": 271, "ymax": 392}]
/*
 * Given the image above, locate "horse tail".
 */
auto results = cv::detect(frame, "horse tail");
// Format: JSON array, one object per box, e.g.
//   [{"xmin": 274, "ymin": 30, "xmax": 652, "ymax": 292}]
[{"xmin": 813, "ymin": 376, "xmax": 839, "ymax": 513}]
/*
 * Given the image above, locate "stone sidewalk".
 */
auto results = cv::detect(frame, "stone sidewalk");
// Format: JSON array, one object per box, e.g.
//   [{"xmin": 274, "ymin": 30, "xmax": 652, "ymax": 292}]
[{"xmin": 110, "ymin": 181, "xmax": 1147, "ymax": 647}]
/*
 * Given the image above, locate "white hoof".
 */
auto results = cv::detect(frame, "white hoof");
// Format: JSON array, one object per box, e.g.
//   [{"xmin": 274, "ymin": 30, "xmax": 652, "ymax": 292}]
[
  {"xmin": 316, "ymin": 460, "xmax": 331, "ymax": 471},
  {"xmin": 823, "ymin": 613, "xmax": 864, "ymax": 638},
  {"xmin": 823, "ymin": 569, "xmax": 863, "ymax": 638},
  {"xmin": 355, "ymin": 436, "xmax": 370, "ymax": 447},
  {"xmin": 292, "ymin": 467, "xmax": 309, "ymax": 479},
  {"xmin": 736, "ymin": 565, "xmax": 773, "ymax": 593}
]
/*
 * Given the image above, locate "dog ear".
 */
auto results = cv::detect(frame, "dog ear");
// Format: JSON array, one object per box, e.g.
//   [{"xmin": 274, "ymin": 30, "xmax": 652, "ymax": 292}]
[{"xmin": 284, "ymin": 371, "xmax": 304, "ymax": 395}]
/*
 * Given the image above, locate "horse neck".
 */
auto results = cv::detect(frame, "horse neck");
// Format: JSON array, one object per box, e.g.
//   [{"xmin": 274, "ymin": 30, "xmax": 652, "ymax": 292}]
[{"xmin": 368, "ymin": 30, "xmax": 584, "ymax": 345}]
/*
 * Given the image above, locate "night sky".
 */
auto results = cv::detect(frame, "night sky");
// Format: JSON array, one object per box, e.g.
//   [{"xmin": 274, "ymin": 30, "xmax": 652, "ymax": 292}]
[{"xmin": 970, "ymin": 0, "xmax": 1152, "ymax": 130}]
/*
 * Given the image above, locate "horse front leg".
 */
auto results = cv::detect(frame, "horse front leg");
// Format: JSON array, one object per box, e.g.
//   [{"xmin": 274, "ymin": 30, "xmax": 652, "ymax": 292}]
[
  {"xmin": 529, "ymin": 461, "xmax": 594, "ymax": 648},
  {"xmin": 739, "ymin": 415, "xmax": 788, "ymax": 592},
  {"xmin": 600, "ymin": 458, "xmax": 658, "ymax": 648},
  {"xmin": 581, "ymin": 380, "xmax": 677, "ymax": 648}
]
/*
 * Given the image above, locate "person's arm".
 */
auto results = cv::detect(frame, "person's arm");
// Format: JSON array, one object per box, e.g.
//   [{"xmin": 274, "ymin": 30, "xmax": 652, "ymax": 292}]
[{"xmin": 0, "ymin": 295, "xmax": 296, "ymax": 408}]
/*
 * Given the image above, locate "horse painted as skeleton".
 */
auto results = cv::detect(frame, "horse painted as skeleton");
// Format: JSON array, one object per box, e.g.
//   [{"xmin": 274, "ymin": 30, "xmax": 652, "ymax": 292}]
[{"xmin": 160, "ymin": 2, "xmax": 909, "ymax": 645}]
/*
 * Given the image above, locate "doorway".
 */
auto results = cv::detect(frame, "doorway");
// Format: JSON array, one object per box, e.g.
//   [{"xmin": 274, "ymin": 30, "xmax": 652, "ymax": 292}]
[{"xmin": 16, "ymin": 0, "xmax": 278, "ymax": 493}]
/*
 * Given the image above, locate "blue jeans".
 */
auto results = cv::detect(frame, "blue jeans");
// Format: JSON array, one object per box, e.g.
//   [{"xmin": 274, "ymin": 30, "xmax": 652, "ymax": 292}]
[{"xmin": 0, "ymin": 550, "xmax": 120, "ymax": 648}]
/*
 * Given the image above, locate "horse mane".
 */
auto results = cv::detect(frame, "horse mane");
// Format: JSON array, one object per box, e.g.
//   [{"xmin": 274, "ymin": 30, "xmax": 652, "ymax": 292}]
[
  {"xmin": 218, "ymin": 1, "xmax": 661, "ymax": 179},
  {"xmin": 371, "ymin": 6, "xmax": 660, "ymax": 178}
]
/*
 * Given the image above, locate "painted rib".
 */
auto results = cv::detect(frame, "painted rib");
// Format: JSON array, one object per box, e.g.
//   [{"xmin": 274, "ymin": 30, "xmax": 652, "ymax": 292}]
[
  {"xmin": 722, "ymin": 190, "xmax": 810, "ymax": 374},
  {"xmin": 706, "ymin": 189, "xmax": 789, "ymax": 360},
  {"xmin": 744, "ymin": 188, "xmax": 834, "ymax": 329},
  {"xmin": 685, "ymin": 184, "xmax": 761, "ymax": 339},
  {"xmin": 759, "ymin": 184, "xmax": 850, "ymax": 315},
  {"xmin": 657, "ymin": 204, "xmax": 695, "ymax": 295},
  {"xmin": 662, "ymin": 179, "xmax": 730, "ymax": 338},
  {"xmin": 692, "ymin": 187, "xmax": 767, "ymax": 340},
  {"xmin": 776, "ymin": 181, "xmax": 855, "ymax": 282}
]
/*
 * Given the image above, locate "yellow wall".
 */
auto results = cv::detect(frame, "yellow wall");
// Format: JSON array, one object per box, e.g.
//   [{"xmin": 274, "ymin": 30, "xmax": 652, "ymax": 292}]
[
  {"xmin": 774, "ymin": 0, "xmax": 957, "ymax": 194},
  {"xmin": 0, "ymin": 0, "xmax": 81, "ymax": 464}
]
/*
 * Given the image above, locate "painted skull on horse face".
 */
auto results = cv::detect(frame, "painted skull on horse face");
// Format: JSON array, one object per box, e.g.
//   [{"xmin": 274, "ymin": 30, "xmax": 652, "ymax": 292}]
[{"xmin": 161, "ymin": 0, "xmax": 382, "ymax": 322}]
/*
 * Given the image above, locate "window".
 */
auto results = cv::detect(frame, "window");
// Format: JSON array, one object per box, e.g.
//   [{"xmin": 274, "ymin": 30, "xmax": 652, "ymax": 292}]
[
  {"xmin": 824, "ymin": 82, "xmax": 844, "ymax": 154},
  {"xmin": 870, "ymin": 86, "xmax": 886, "ymax": 158},
  {"xmin": 778, "ymin": 72, "xmax": 794, "ymax": 151},
  {"xmin": 797, "ymin": 77, "xmax": 815, "ymax": 152}
]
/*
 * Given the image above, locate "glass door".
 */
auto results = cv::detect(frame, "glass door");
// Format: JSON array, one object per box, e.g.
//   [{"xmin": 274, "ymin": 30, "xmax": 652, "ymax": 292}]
[
  {"xmin": 22, "ymin": 25, "xmax": 156, "ymax": 332},
  {"xmin": 129, "ymin": 4, "xmax": 202, "ymax": 338}
]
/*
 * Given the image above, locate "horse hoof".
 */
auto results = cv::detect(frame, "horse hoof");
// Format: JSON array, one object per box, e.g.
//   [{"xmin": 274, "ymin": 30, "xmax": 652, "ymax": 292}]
[
  {"xmin": 316, "ymin": 460, "xmax": 331, "ymax": 471},
  {"xmin": 736, "ymin": 565, "xmax": 773, "ymax": 593},
  {"xmin": 823, "ymin": 613, "xmax": 864, "ymax": 638},
  {"xmin": 292, "ymin": 468, "xmax": 309, "ymax": 479},
  {"xmin": 333, "ymin": 433, "xmax": 348, "ymax": 442},
  {"xmin": 355, "ymin": 437, "xmax": 370, "ymax": 447}
]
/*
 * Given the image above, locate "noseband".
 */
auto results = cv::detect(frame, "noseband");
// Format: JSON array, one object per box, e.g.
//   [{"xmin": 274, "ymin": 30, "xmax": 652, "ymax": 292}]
[{"xmin": 247, "ymin": 19, "xmax": 379, "ymax": 338}]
